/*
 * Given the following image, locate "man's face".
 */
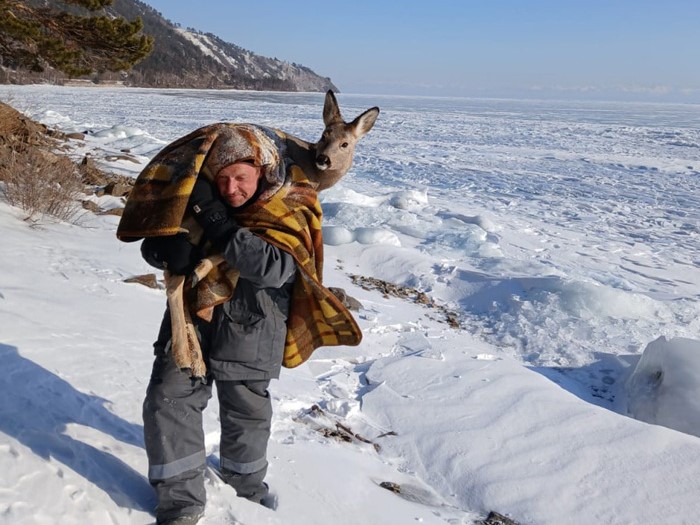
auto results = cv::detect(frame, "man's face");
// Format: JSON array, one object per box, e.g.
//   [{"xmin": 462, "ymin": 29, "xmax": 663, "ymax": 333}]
[{"xmin": 215, "ymin": 162, "xmax": 263, "ymax": 208}]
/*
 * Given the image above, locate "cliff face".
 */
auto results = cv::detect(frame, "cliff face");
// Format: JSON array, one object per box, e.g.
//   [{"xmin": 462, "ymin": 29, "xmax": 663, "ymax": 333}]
[{"xmin": 1, "ymin": 0, "xmax": 338, "ymax": 93}]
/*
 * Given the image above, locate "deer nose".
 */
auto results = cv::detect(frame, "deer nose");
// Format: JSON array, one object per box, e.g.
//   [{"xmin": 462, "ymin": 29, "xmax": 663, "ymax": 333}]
[{"xmin": 315, "ymin": 154, "xmax": 330, "ymax": 171}]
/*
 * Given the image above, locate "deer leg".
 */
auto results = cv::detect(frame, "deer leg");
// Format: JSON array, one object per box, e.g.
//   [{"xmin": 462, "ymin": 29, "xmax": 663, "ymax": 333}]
[
  {"xmin": 182, "ymin": 300, "xmax": 207, "ymax": 379},
  {"xmin": 165, "ymin": 272, "xmax": 188, "ymax": 368},
  {"xmin": 191, "ymin": 254, "xmax": 226, "ymax": 286},
  {"xmin": 165, "ymin": 271, "xmax": 206, "ymax": 378}
]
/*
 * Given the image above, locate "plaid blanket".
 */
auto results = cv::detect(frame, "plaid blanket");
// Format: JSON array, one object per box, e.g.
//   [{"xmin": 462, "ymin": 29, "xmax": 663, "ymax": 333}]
[{"xmin": 117, "ymin": 123, "xmax": 362, "ymax": 369}]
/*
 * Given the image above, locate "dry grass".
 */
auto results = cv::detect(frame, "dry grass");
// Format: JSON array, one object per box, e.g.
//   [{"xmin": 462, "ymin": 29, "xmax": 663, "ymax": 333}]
[
  {"xmin": 0, "ymin": 102, "xmax": 50, "ymax": 151},
  {"xmin": 0, "ymin": 100, "xmax": 131, "ymax": 224},
  {"xmin": 0, "ymin": 148, "xmax": 85, "ymax": 222}
]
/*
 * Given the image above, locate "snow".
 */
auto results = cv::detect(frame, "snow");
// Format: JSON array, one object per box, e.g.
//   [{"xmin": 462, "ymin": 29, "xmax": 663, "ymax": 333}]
[
  {"xmin": 626, "ymin": 336, "xmax": 700, "ymax": 437},
  {"xmin": 175, "ymin": 28, "xmax": 224, "ymax": 66},
  {"xmin": 1, "ymin": 85, "xmax": 699, "ymax": 525}
]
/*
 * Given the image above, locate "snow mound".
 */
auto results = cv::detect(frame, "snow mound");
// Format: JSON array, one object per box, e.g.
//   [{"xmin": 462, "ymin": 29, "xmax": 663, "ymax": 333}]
[
  {"xmin": 92, "ymin": 125, "xmax": 147, "ymax": 140},
  {"xmin": 389, "ymin": 188, "xmax": 429, "ymax": 210},
  {"xmin": 626, "ymin": 336, "xmax": 700, "ymax": 437},
  {"xmin": 322, "ymin": 225, "xmax": 401, "ymax": 246}
]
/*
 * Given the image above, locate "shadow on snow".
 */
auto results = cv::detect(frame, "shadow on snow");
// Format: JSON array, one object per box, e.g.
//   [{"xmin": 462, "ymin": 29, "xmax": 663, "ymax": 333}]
[
  {"xmin": 528, "ymin": 351, "xmax": 641, "ymax": 414},
  {"xmin": 0, "ymin": 343, "xmax": 155, "ymax": 512}
]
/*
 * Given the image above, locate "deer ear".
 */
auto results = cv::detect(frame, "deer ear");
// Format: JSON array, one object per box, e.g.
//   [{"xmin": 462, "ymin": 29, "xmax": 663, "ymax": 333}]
[
  {"xmin": 323, "ymin": 90, "xmax": 343, "ymax": 125},
  {"xmin": 351, "ymin": 106, "xmax": 380, "ymax": 138}
]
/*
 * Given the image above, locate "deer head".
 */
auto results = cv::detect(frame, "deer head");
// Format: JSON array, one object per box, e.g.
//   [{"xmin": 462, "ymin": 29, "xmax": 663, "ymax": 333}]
[{"xmin": 304, "ymin": 91, "xmax": 379, "ymax": 191}]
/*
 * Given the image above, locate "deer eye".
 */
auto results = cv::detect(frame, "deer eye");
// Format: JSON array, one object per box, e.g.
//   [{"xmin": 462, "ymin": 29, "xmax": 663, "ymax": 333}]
[{"xmin": 341, "ymin": 142, "xmax": 349, "ymax": 148}]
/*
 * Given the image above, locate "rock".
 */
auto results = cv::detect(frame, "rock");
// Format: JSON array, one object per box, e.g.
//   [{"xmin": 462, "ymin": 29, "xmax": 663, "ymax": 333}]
[
  {"xmin": 124, "ymin": 273, "xmax": 161, "ymax": 289},
  {"xmin": 379, "ymin": 481, "xmax": 401, "ymax": 493},
  {"xmin": 350, "ymin": 274, "xmax": 462, "ymax": 329},
  {"xmin": 344, "ymin": 295, "xmax": 363, "ymax": 311},
  {"xmin": 328, "ymin": 286, "xmax": 363, "ymax": 311},
  {"xmin": 105, "ymin": 154, "xmax": 140, "ymax": 164},
  {"xmin": 482, "ymin": 511, "xmax": 520, "ymax": 525},
  {"xmin": 65, "ymin": 132, "xmax": 86, "ymax": 140},
  {"xmin": 45, "ymin": 128, "xmax": 66, "ymax": 139},
  {"xmin": 81, "ymin": 200, "xmax": 101, "ymax": 213},
  {"xmin": 446, "ymin": 313, "xmax": 460, "ymax": 329},
  {"xmin": 415, "ymin": 291, "xmax": 434, "ymax": 306},
  {"xmin": 99, "ymin": 207, "xmax": 124, "ymax": 217},
  {"xmin": 104, "ymin": 181, "xmax": 131, "ymax": 197},
  {"xmin": 79, "ymin": 156, "xmax": 109, "ymax": 186}
]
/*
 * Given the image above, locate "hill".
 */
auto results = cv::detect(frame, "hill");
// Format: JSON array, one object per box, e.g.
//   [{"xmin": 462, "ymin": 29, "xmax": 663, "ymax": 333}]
[{"xmin": 0, "ymin": 0, "xmax": 338, "ymax": 92}]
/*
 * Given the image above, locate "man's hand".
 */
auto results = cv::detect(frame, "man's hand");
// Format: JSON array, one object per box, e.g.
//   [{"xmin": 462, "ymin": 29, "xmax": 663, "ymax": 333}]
[
  {"xmin": 188, "ymin": 177, "xmax": 238, "ymax": 247},
  {"xmin": 141, "ymin": 234, "xmax": 203, "ymax": 275}
]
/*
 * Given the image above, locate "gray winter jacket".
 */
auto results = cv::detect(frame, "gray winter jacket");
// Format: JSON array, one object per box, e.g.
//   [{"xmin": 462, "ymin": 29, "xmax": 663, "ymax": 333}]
[{"xmin": 151, "ymin": 226, "xmax": 297, "ymax": 381}]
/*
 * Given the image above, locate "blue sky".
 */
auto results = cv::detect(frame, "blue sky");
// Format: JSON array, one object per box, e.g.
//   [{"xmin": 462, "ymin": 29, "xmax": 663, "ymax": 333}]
[{"xmin": 143, "ymin": 0, "xmax": 700, "ymax": 102}]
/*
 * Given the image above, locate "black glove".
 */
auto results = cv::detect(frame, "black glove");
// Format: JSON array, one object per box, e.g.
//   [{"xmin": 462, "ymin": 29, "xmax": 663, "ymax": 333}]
[
  {"xmin": 141, "ymin": 233, "xmax": 203, "ymax": 275},
  {"xmin": 188, "ymin": 177, "xmax": 238, "ymax": 248}
]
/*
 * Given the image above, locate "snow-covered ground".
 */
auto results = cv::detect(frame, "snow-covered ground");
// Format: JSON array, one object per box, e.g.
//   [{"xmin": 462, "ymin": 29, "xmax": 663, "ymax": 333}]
[{"xmin": 1, "ymin": 85, "xmax": 699, "ymax": 525}]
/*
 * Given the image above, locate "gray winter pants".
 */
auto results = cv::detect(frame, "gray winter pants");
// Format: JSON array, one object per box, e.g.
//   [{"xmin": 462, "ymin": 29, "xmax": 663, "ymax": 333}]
[{"xmin": 143, "ymin": 354, "xmax": 272, "ymax": 522}]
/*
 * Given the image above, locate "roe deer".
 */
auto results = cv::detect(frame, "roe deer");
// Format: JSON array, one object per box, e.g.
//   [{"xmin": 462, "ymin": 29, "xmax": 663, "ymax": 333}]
[
  {"xmin": 167, "ymin": 91, "xmax": 380, "ymax": 377},
  {"xmin": 282, "ymin": 90, "xmax": 380, "ymax": 191},
  {"xmin": 190, "ymin": 90, "xmax": 379, "ymax": 281}
]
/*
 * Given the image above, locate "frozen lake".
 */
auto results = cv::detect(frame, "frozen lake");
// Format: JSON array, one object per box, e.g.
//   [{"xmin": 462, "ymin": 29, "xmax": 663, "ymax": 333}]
[{"xmin": 1, "ymin": 85, "xmax": 699, "ymax": 524}]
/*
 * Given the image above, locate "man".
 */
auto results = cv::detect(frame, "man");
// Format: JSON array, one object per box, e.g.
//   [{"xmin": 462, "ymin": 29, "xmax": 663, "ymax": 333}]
[{"xmin": 141, "ymin": 154, "xmax": 296, "ymax": 525}]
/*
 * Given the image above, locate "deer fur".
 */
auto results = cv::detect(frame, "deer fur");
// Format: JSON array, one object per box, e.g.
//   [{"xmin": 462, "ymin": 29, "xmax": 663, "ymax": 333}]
[
  {"xmin": 166, "ymin": 91, "xmax": 379, "ymax": 378},
  {"xmin": 285, "ymin": 90, "xmax": 380, "ymax": 191}
]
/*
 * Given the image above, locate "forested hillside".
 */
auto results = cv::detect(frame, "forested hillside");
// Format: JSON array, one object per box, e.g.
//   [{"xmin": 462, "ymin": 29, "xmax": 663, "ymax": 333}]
[{"xmin": 0, "ymin": 0, "xmax": 337, "ymax": 92}]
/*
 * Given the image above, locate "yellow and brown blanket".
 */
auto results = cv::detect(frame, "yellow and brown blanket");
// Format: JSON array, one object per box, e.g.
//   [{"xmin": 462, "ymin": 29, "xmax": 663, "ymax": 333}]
[{"xmin": 117, "ymin": 123, "xmax": 362, "ymax": 369}]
